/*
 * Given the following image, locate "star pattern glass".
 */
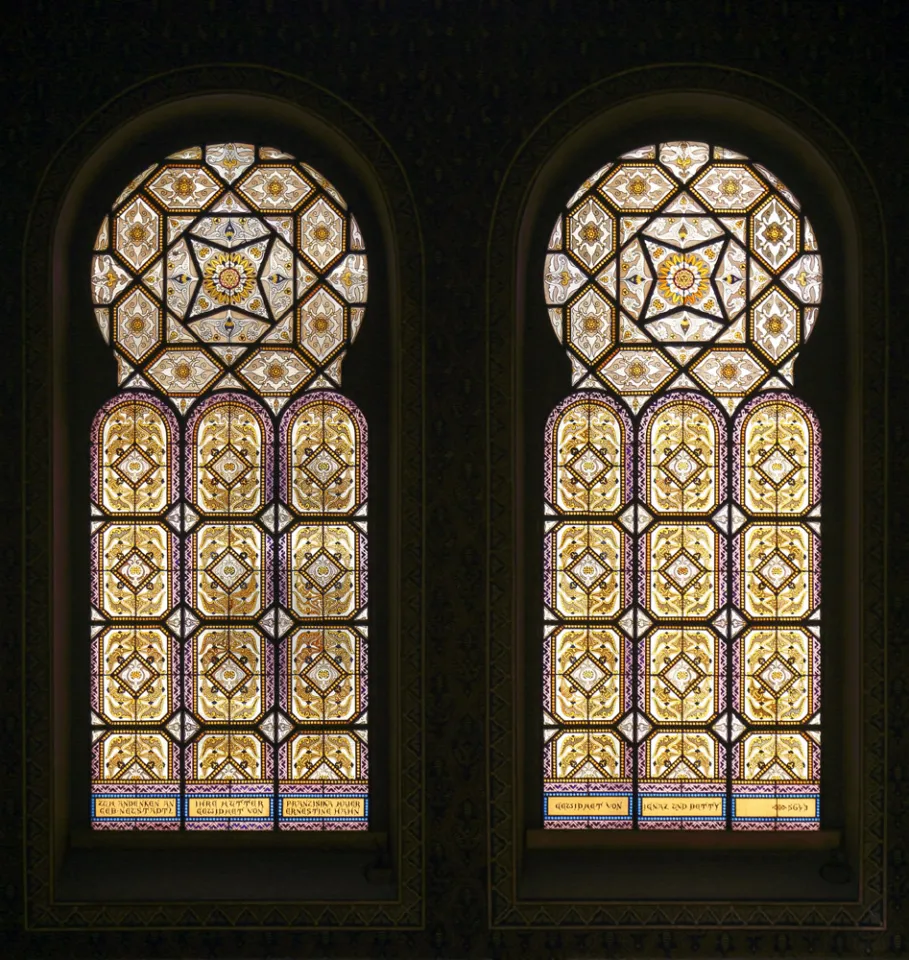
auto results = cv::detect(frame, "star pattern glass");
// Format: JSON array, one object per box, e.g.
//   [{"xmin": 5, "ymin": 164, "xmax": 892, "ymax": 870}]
[
  {"xmin": 542, "ymin": 142, "xmax": 822, "ymax": 830},
  {"xmin": 90, "ymin": 145, "xmax": 369, "ymax": 830}
]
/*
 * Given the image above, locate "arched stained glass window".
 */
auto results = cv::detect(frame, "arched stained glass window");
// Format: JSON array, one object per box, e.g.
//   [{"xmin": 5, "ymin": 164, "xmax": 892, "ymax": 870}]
[
  {"xmin": 542, "ymin": 142, "xmax": 822, "ymax": 831},
  {"xmin": 89, "ymin": 143, "xmax": 370, "ymax": 830}
]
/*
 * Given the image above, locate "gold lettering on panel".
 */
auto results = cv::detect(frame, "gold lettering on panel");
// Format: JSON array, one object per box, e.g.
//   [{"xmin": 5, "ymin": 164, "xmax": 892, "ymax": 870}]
[
  {"xmin": 187, "ymin": 797, "xmax": 271, "ymax": 818},
  {"xmin": 735, "ymin": 797, "xmax": 817, "ymax": 818},
  {"xmin": 545, "ymin": 796, "xmax": 629, "ymax": 817},
  {"xmin": 282, "ymin": 797, "xmax": 366, "ymax": 818},
  {"xmin": 640, "ymin": 796, "xmax": 724, "ymax": 817},
  {"xmin": 95, "ymin": 797, "xmax": 177, "ymax": 818}
]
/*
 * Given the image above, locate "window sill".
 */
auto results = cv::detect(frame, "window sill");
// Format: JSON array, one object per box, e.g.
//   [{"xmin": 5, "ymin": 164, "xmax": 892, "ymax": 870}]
[
  {"xmin": 526, "ymin": 827, "xmax": 841, "ymax": 851},
  {"xmin": 56, "ymin": 829, "xmax": 394, "ymax": 902},
  {"xmin": 520, "ymin": 829, "xmax": 855, "ymax": 902},
  {"xmin": 71, "ymin": 826, "xmax": 386, "ymax": 850}
]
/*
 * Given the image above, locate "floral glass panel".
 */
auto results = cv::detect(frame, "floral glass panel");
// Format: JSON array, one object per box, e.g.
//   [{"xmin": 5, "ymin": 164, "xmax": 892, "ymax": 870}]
[
  {"xmin": 90, "ymin": 144, "xmax": 369, "ymax": 830},
  {"xmin": 542, "ymin": 142, "xmax": 822, "ymax": 830}
]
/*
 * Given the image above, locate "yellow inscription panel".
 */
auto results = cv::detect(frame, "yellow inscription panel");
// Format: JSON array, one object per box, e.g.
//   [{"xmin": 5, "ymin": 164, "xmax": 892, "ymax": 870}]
[
  {"xmin": 95, "ymin": 797, "xmax": 177, "ymax": 818},
  {"xmin": 283, "ymin": 797, "xmax": 367, "ymax": 818},
  {"xmin": 546, "ymin": 796, "xmax": 629, "ymax": 817},
  {"xmin": 735, "ymin": 797, "xmax": 817, "ymax": 818},
  {"xmin": 640, "ymin": 796, "xmax": 724, "ymax": 818},
  {"xmin": 187, "ymin": 797, "xmax": 271, "ymax": 818}
]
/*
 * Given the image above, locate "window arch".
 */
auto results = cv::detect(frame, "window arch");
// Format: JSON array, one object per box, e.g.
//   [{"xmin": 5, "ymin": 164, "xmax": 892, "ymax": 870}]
[
  {"xmin": 89, "ymin": 144, "xmax": 371, "ymax": 830},
  {"xmin": 541, "ymin": 142, "xmax": 822, "ymax": 830}
]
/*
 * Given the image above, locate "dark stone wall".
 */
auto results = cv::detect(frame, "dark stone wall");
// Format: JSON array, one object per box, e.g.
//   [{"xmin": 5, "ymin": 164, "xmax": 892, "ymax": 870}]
[{"xmin": 3, "ymin": 1, "xmax": 907, "ymax": 956}]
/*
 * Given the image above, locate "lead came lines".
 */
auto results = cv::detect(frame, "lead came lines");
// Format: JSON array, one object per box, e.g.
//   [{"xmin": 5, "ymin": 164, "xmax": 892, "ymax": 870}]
[{"xmin": 542, "ymin": 140, "xmax": 823, "ymax": 830}]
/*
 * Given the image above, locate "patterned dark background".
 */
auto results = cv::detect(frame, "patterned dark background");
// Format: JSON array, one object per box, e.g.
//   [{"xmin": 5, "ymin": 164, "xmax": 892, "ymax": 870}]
[{"xmin": 4, "ymin": 1, "xmax": 908, "ymax": 956}]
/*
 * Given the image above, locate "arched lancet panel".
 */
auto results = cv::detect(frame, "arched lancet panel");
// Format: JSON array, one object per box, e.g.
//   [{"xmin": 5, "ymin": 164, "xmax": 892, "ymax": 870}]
[
  {"xmin": 277, "ymin": 392, "xmax": 369, "ymax": 829},
  {"xmin": 542, "ymin": 393, "xmax": 635, "ymax": 827},
  {"xmin": 642, "ymin": 393, "xmax": 724, "ymax": 517},
  {"xmin": 541, "ymin": 141, "xmax": 823, "ymax": 831},
  {"xmin": 730, "ymin": 394, "xmax": 821, "ymax": 827},
  {"xmin": 90, "ymin": 395, "xmax": 181, "ymax": 827},
  {"xmin": 636, "ymin": 393, "xmax": 727, "ymax": 826},
  {"xmin": 182, "ymin": 393, "xmax": 275, "ymax": 829}
]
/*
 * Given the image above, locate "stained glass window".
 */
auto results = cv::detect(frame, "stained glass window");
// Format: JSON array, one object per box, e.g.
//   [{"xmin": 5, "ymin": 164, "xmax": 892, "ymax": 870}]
[
  {"xmin": 542, "ymin": 142, "xmax": 822, "ymax": 830},
  {"xmin": 89, "ymin": 144, "xmax": 370, "ymax": 830}
]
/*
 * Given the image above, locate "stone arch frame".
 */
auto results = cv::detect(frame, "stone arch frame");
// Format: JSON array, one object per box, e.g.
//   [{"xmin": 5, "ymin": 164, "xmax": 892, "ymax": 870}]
[
  {"xmin": 486, "ymin": 66, "xmax": 886, "ymax": 928},
  {"xmin": 22, "ymin": 66, "xmax": 425, "ymax": 929}
]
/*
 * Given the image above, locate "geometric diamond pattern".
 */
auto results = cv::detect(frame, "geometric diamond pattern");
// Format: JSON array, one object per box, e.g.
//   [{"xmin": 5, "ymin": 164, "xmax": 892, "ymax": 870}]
[
  {"xmin": 755, "ymin": 446, "xmax": 799, "ymax": 488},
  {"xmin": 754, "ymin": 550, "xmax": 798, "ymax": 593},
  {"xmin": 112, "ymin": 549, "xmax": 159, "ymax": 593},
  {"xmin": 206, "ymin": 549, "xmax": 252, "ymax": 592},
  {"xmin": 112, "ymin": 447, "xmax": 155, "ymax": 488},
  {"xmin": 566, "ymin": 654, "xmax": 609, "ymax": 693},
  {"xmin": 659, "ymin": 549, "xmax": 706, "ymax": 592},
  {"xmin": 659, "ymin": 443, "xmax": 707, "ymax": 490},
  {"xmin": 566, "ymin": 445, "xmax": 610, "ymax": 487},
  {"xmin": 92, "ymin": 146, "xmax": 372, "ymax": 829},
  {"xmin": 303, "ymin": 550, "xmax": 344, "ymax": 592},
  {"xmin": 543, "ymin": 140, "xmax": 823, "ymax": 830},
  {"xmin": 658, "ymin": 654, "xmax": 704, "ymax": 697},
  {"xmin": 303, "ymin": 653, "xmax": 345, "ymax": 693},
  {"xmin": 567, "ymin": 549, "xmax": 611, "ymax": 592},
  {"xmin": 302, "ymin": 446, "xmax": 344, "ymax": 488},
  {"xmin": 206, "ymin": 654, "xmax": 252, "ymax": 695},
  {"xmin": 208, "ymin": 445, "xmax": 253, "ymax": 488},
  {"xmin": 114, "ymin": 654, "xmax": 158, "ymax": 695},
  {"xmin": 755, "ymin": 654, "xmax": 797, "ymax": 695}
]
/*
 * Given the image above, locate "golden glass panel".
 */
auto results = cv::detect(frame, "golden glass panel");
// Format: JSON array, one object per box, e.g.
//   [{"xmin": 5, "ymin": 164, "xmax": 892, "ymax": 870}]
[
  {"xmin": 547, "ymin": 626, "xmax": 625, "ymax": 724},
  {"xmin": 740, "ymin": 522, "xmax": 814, "ymax": 619},
  {"xmin": 549, "ymin": 729, "xmax": 624, "ymax": 781},
  {"xmin": 737, "ymin": 730, "xmax": 815, "ymax": 782},
  {"xmin": 194, "ymin": 732, "xmax": 264, "ymax": 781},
  {"xmin": 98, "ymin": 626, "xmax": 170, "ymax": 723},
  {"xmin": 99, "ymin": 522, "xmax": 172, "ymax": 619},
  {"xmin": 740, "ymin": 627, "xmax": 815, "ymax": 724},
  {"xmin": 289, "ymin": 398, "xmax": 362, "ymax": 514},
  {"xmin": 193, "ymin": 400, "xmax": 265, "ymax": 515},
  {"xmin": 550, "ymin": 521, "xmax": 625, "ymax": 620},
  {"xmin": 191, "ymin": 522, "xmax": 264, "ymax": 619},
  {"xmin": 100, "ymin": 399, "xmax": 171, "ymax": 514},
  {"xmin": 289, "ymin": 522, "xmax": 362, "ymax": 619},
  {"xmin": 552, "ymin": 398, "xmax": 625, "ymax": 514},
  {"xmin": 644, "ymin": 731, "xmax": 720, "ymax": 781},
  {"xmin": 98, "ymin": 730, "xmax": 174, "ymax": 782},
  {"xmin": 644, "ymin": 627, "xmax": 719, "ymax": 724},
  {"xmin": 646, "ymin": 398, "xmax": 719, "ymax": 515},
  {"xmin": 285, "ymin": 730, "xmax": 366, "ymax": 783},
  {"xmin": 287, "ymin": 626, "xmax": 363, "ymax": 723},
  {"xmin": 646, "ymin": 523, "xmax": 717, "ymax": 620},
  {"xmin": 194, "ymin": 627, "xmax": 265, "ymax": 723},
  {"xmin": 741, "ymin": 398, "xmax": 814, "ymax": 515}
]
